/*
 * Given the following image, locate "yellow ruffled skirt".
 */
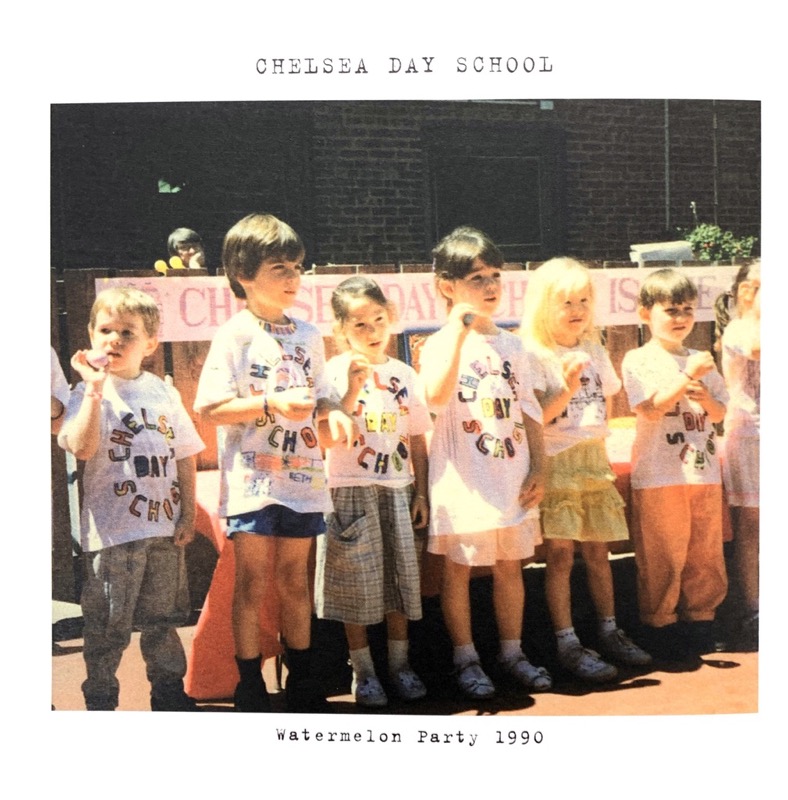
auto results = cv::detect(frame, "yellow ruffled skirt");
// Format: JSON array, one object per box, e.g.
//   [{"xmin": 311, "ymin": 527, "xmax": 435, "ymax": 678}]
[{"xmin": 541, "ymin": 438, "xmax": 629, "ymax": 542}]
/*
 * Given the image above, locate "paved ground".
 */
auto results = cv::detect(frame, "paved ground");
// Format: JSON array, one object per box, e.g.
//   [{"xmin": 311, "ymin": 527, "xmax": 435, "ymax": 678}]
[{"xmin": 52, "ymin": 554, "xmax": 757, "ymax": 716}]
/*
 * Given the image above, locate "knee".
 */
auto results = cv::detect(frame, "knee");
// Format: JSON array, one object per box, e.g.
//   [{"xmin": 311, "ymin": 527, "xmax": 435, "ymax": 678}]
[{"xmin": 546, "ymin": 546, "xmax": 575, "ymax": 575}]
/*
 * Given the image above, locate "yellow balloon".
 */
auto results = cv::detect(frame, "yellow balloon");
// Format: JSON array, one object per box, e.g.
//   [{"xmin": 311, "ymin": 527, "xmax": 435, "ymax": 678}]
[
  {"xmin": 154, "ymin": 260, "xmax": 168, "ymax": 274},
  {"xmin": 169, "ymin": 255, "xmax": 185, "ymax": 269}
]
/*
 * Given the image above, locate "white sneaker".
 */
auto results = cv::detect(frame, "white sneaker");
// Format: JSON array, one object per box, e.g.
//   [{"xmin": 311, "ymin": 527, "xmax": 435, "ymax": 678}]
[
  {"xmin": 499, "ymin": 655, "xmax": 553, "ymax": 692},
  {"xmin": 390, "ymin": 666, "xmax": 427, "ymax": 701},
  {"xmin": 455, "ymin": 661, "xmax": 496, "ymax": 699},
  {"xmin": 558, "ymin": 643, "xmax": 618, "ymax": 683},
  {"xmin": 598, "ymin": 629, "xmax": 653, "ymax": 666},
  {"xmin": 352, "ymin": 674, "xmax": 388, "ymax": 707}
]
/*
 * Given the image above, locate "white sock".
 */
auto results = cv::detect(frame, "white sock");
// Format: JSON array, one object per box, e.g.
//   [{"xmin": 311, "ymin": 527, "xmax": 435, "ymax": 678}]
[
  {"xmin": 388, "ymin": 638, "xmax": 409, "ymax": 675},
  {"xmin": 453, "ymin": 643, "xmax": 480, "ymax": 668},
  {"xmin": 498, "ymin": 639, "xmax": 523, "ymax": 663},
  {"xmin": 598, "ymin": 616, "xmax": 618, "ymax": 636},
  {"xmin": 556, "ymin": 627, "xmax": 581, "ymax": 654},
  {"xmin": 348, "ymin": 646, "xmax": 376, "ymax": 681}
]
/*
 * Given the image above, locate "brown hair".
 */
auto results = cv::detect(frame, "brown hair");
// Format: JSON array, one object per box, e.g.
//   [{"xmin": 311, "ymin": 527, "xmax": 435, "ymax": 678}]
[
  {"xmin": 222, "ymin": 213, "xmax": 305, "ymax": 299},
  {"xmin": 89, "ymin": 287, "xmax": 160, "ymax": 338}
]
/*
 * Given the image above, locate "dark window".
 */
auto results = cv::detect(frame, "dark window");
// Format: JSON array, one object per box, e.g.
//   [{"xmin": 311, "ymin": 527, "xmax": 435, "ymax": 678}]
[{"xmin": 426, "ymin": 120, "xmax": 565, "ymax": 261}]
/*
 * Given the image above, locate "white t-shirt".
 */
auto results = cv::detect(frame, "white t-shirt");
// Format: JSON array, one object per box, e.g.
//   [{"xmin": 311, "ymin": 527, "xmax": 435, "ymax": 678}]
[
  {"xmin": 622, "ymin": 340, "xmax": 729, "ymax": 489},
  {"xmin": 59, "ymin": 372, "xmax": 205, "ymax": 552},
  {"xmin": 722, "ymin": 317, "xmax": 760, "ymax": 436},
  {"xmin": 194, "ymin": 309, "xmax": 333, "ymax": 517},
  {"xmin": 418, "ymin": 327, "xmax": 542, "ymax": 536},
  {"xmin": 324, "ymin": 351, "xmax": 432, "ymax": 489},
  {"xmin": 526, "ymin": 341, "xmax": 620, "ymax": 456}
]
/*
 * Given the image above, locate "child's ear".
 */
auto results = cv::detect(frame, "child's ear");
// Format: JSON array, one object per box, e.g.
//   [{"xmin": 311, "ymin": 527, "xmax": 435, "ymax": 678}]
[
  {"xmin": 144, "ymin": 336, "xmax": 159, "ymax": 357},
  {"xmin": 637, "ymin": 305, "xmax": 651, "ymax": 324},
  {"xmin": 386, "ymin": 300, "xmax": 399, "ymax": 325},
  {"xmin": 437, "ymin": 278, "xmax": 455, "ymax": 303}
]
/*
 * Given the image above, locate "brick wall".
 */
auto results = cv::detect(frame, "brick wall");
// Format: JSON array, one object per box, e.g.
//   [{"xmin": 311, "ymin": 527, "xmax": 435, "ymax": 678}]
[{"xmin": 51, "ymin": 99, "xmax": 760, "ymax": 270}]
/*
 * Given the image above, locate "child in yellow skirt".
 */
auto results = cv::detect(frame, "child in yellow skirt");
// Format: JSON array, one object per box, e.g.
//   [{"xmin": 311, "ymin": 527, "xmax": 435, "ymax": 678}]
[{"xmin": 521, "ymin": 258, "xmax": 652, "ymax": 682}]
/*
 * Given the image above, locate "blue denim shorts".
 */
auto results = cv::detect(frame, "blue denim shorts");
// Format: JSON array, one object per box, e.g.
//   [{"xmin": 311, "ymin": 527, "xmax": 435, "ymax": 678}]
[{"xmin": 226, "ymin": 504, "xmax": 327, "ymax": 539}]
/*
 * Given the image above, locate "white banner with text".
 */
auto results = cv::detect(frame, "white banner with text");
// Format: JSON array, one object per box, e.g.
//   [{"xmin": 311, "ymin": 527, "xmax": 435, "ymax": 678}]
[{"xmin": 97, "ymin": 265, "xmax": 737, "ymax": 342}]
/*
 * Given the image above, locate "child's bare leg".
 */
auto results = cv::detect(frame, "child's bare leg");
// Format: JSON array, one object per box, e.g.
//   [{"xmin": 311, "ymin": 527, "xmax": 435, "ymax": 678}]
[
  {"xmin": 491, "ymin": 558, "xmax": 553, "ymax": 691},
  {"xmin": 734, "ymin": 507, "xmax": 759, "ymax": 612},
  {"xmin": 443, "ymin": 557, "xmax": 495, "ymax": 697},
  {"xmin": 544, "ymin": 539, "xmax": 575, "ymax": 631},
  {"xmin": 440, "ymin": 558, "xmax": 473, "ymax": 647},
  {"xmin": 345, "ymin": 623, "xmax": 369, "ymax": 651},
  {"xmin": 274, "ymin": 537, "xmax": 314, "ymax": 649},
  {"xmin": 581, "ymin": 541, "xmax": 652, "ymax": 666},
  {"xmin": 232, "ymin": 533, "xmax": 275, "ymax": 658},
  {"xmin": 580, "ymin": 540, "xmax": 615, "ymax": 619},
  {"xmin": 490, "ymin": 558, "xmax": 524, "ymax": 641},
  {"xmin": 385, "ymin": 611, "xmax": 409, "ymax": 641}
]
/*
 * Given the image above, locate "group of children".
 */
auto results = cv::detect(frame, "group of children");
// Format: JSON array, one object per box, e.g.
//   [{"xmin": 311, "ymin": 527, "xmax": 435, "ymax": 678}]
[{"xmin": 53, "ymin": 213, "xmax": 761, "ymax": 712}]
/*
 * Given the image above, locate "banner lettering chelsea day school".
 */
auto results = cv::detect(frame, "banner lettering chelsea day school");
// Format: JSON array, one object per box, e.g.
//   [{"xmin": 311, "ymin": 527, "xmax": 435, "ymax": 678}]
[{"xmin": 98, "ymin": 266, "xmax": 737, "ymax": 343}]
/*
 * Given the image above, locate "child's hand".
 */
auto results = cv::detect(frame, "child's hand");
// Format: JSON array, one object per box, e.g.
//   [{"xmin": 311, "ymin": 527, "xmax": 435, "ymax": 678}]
[
  {"xmin": 518, "ymin": 468, "xmax": 545, "ymax": 510},
  {"xmin": 447, "ymin": 302, "xmax": 480, "ymax": 334},
  {"xmin": 327, "ymin": 408, "xmax": 357, "ymax": 450},
  {"xmin": 684, "ymin": 351, "xmax": 715, "ymax": 381},
  {"xmin": 347, "ymin": 355, "xmax": 371, "ymax": 396},
  {"xmin": 560, "ymin": 351, "xmax": 589, "ymax": 394},
  {"xmin": 174, "ymin": 517, "xmax": 196, "ymax": 547},
  {"xmin": 269, "ymin": 387, "xmax": 316, "ymax": 421},
  {"xmin": 71, "ymin": 349, "xmax": 108, "ymax": 389},
  {"xmin": 684, "ymin": 379, "xmax": 711, "ymax": 405},
  {"xmin": 410, "ymin": 493, "xmax": 429, "ymax": 529}
]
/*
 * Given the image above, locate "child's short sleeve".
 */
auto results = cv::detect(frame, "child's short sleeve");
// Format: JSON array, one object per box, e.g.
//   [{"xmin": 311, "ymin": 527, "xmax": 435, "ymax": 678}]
[
  {"xmin": 621, "ymin": 348, "xmax": 652, "ymax": 409},
  {"xmin": 166, "ymin": 382, "xmax": 206, "ymax": 460},
  {"xmin": 193, "ymin": 323, "xmax": 243, "ymax": 412},
  {"xmin": 595, "ymin": 344, "xmax": 623, "ymax": 398}
]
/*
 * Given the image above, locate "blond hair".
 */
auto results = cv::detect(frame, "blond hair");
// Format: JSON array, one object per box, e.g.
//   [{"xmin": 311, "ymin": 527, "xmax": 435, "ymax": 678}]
[
  {"xmin": 520, "ymin": 257, "xmax": 600, "ymax": 356},
  {"xmin": 89, "ymin": 287, "xmax": 160, "ymax": 338}
]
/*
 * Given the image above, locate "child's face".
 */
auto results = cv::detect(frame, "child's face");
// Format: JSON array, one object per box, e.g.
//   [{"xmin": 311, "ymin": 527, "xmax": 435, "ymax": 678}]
[
  {"xmin": 550, "ymin": 284, "xmax": 592, "ymax": 347},
  {"xmin": 640, "ymin": 299, "xmax": 697, "ymax": 352},
  {"xmin": 90, "ymin": 308, "xmax": 158, "ymax": 379},
  {"xmin": 443, "ymin": 259, "xmax": 502, "ymax": 317},
  {"xmin": 340, "ymin": 297, "xmax": 392, "ymax": 364},
  {"xmin": 176, "ymin": 242, "xmax": 204, "ymax": 267},
  {"xmin": 238, "ymin": 256, "xmax": 304, "ymax": 320}
]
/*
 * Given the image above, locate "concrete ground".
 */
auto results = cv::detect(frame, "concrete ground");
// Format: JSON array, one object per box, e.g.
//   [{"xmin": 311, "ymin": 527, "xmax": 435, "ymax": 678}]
[{"xmin": 52, "ymin": 554, "xmax": 757, "ymax": 716}]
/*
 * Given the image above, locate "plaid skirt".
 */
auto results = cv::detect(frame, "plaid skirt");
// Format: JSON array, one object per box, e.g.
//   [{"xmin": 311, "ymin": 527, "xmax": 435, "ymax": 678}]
[{"xmin": 315, "ymin": 484, "xmax": 423, "ymax": 626}]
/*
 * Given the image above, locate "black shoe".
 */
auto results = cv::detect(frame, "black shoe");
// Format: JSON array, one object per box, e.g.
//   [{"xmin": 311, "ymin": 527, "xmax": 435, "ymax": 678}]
[
  {"xmin": 151, "ymin": 680, "xmax": 201, "ymax": 712},
  {"xmin": 678, "ymin": 621, "xmax": 719, "ymax": 656},
  {"xmin": 639, "ymin": 624, "xmax": 693, "ymax": 662},
  {"xmin": 233, "ymin": 680, "xmax": 271, "ymax": 712},
  {"xmin": 285, "ymin": 677, "xmax": 332, "ymax": 713},
  {"xmin": 735, "ymin": 612, "xmax": 759, "ymax": 652}
]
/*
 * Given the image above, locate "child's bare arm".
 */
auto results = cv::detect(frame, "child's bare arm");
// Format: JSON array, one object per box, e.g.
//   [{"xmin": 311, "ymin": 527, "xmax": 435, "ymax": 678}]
[
  {"xmin": 519, "ymin": 412, "xmax": 545, "ymax": 510},
  {"xmin": 315, "ymin": 397, "xmax": 356, "ymax": 449},
  {"xmin": 537, "ymin": 353, "xmax": 587, "ymax": 423},
  {"xmin": 420, "ymin": 303, "xmax": 476, "ymax": 406},
  {"xmin": 174, "ymin": 456, "xmax": 197, "ymax": 546},
  {"xmin": 409, "ymin": 433, "xmax": 430, "ymax": 529},
  {"xmin": 61, "ymin": 351, "xmax": 107, "ymax": 460},
  {"xmin": 636, "ymin": 351, "xmax": 716, "ymax": 421},
  {"xmin": 51, "ymin": 396, "xmax": 66, "ymax": 436},
  {"xmin": 199, "ymin": 387, "xmax": 316, "ymax": 425},
  {"xmin": 684, "ymin": 380, "xmax": 726, "ymax": 423}
]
